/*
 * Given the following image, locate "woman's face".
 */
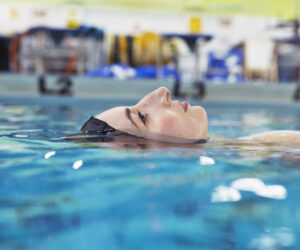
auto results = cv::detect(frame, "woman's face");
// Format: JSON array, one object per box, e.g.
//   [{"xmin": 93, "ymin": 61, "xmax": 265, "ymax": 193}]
[{"xmin": 96, "ymin": 87, "xmax": 208, "ymax": 142}]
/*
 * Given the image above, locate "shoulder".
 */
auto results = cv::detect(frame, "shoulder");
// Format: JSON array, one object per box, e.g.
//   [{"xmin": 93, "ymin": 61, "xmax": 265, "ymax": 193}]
[{"xmin": 238, "ymin": 130, "xmax": 300, "ymax": 143}]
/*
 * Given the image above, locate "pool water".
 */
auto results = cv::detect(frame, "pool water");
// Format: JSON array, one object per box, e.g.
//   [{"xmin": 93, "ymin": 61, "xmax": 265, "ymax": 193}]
[{"xmin": 0, "ymin": 96, "xmax": 300, "ymax": 250}]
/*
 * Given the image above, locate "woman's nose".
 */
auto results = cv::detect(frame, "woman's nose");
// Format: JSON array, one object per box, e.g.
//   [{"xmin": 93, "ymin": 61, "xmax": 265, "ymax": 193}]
[
  {"xmin": 137, "ymin": 87, "xmax": 170, "ymax": 107},
  {"xmin": 156, "ymin": 87, "xmax": 170, "ymax": 106}
]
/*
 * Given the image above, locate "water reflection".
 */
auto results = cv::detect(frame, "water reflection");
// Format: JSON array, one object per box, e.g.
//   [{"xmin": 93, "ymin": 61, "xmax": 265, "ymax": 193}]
[
  {"xmin": 249, "ymin": 227, "xmax": 294, "ymax": 249},
  {"xmin": 72, "ymin": 160, "xmax": 83, "ymax": 170},
  {"xmin": 199, "ymin": 156, "xmax": 215, "ymax": 165},
  {"xmin": 255, "ymin": 185, "xmax": 286, "ymax": 200},
  {"xmin": 231, "ymin": 178, "xmax": 265, "ymax": 193},
  {"xmin": 67, "ymin": 133, "xmax": 206, "ymax": 150},
  {"xmin": 231, "ymin": 178, "xmax": 286, "ymax": 200},
  {"xmin": 14, "ymin": 134, "xmax": 28, "ymax": 138},
  {"xmin": 211, "ymin": 186, "xmax": 241, "ymax": 203},
  {"xmin": 44, "ymin": 151, "xmax": 56, "ymax": 159},
  {"xmin": 212, "ymin": 178, "xmax": 287, "ymax": 203},
  {"xmin": 242, "ymin": 111, "xmax": 271, "ymax": 126}
]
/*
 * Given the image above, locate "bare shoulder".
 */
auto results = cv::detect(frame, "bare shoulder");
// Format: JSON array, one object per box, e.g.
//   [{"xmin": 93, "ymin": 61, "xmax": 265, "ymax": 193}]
[{"xmin": 238, "ymin": 130, "xmax": 300, "ymax": 143}]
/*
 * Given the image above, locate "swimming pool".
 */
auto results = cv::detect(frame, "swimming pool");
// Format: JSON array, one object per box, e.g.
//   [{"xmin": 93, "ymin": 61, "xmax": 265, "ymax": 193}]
[{"xmin": 0, "ymin": 95, "xmax": 300, "ymax": 250}]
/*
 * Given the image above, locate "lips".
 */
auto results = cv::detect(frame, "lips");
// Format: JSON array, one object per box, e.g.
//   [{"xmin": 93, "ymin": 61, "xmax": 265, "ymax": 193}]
[{"xmin": 181, "ymin": 101, "xmax": 189, "ymax": 112}]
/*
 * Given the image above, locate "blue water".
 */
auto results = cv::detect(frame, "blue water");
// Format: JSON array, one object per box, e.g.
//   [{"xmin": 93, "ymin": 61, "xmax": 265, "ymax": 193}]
[{"xmin": 0, "ymin": 96, "xmax": 300, "ymax": 250}]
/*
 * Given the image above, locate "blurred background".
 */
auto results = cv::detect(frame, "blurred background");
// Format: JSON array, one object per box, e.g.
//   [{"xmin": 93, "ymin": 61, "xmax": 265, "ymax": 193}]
[{"xmin": 0, "ymin": 0, "xmax": 300, "ymax": 100}]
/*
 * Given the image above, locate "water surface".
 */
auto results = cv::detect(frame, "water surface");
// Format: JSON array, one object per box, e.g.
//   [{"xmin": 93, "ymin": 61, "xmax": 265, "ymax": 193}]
[{"xmin": 0, "ymin": 96, "xmax": 299, "ymax": 250}]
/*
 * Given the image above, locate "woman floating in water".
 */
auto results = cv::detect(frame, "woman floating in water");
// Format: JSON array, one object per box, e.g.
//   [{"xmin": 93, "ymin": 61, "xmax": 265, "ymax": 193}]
[{"xmin": 80, "ymin": 87, "xmax": 300, "ymax": 145}]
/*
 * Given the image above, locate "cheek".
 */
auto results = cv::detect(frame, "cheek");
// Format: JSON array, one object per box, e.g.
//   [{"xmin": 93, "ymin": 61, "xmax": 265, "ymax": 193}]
[
  {"xmin": 158, "ymin": 116, "xmax": 176, "ymax": 134},
  {"xmin": 155, "ymin": 114, "xmax": 184, "ymax": 136},
  {"xmin": 153, "ymin": 111, "xmax": 204, "ymax": 139}
]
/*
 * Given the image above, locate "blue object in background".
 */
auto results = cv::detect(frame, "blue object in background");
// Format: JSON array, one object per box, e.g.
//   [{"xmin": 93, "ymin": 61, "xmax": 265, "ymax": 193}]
[
  {"xmin": 85, "ymin": 64, "xmax": 135, "ymax": 79},
  {"xmin": 205, "ymin": 48, "xmax": 244, "ymax": 83},
  {"xmin": 135, "ymin": 65, "xmax": 180, "ymax": 82},
  {"xmin": 85, "ymin": 64, "xmax": 181, "ymax": 82}
]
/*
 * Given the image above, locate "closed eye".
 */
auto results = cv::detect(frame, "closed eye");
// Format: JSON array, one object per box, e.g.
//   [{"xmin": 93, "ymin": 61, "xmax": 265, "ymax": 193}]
[{"xmin": 138, "ymin": 111, "xmax": 147, "ymax": 125}]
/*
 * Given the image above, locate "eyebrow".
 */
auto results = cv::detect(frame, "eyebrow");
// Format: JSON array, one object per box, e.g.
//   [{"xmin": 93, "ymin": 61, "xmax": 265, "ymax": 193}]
[{"xmin": 125, "ymin": 108, "xmax": 138, "ymax": 128}]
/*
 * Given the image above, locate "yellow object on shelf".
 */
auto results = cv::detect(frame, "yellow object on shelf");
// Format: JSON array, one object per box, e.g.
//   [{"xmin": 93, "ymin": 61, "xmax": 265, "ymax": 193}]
[
  {"xmin": 67, "ymin": 19, "xmax": 80, "ymax": 29},
  {"xmin": 106, "ymin": 32, "xmax": 174, "ymax": 66},
  {"xmin": 189, "ymin": 17, "xmax": 202, "ymax": 33}
]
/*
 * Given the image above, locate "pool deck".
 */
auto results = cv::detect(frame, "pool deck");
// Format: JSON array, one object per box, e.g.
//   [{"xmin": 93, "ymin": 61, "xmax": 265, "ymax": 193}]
[{"xmin": 0, "ymin": 73, "xmax": 299, "ymax": 105}]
